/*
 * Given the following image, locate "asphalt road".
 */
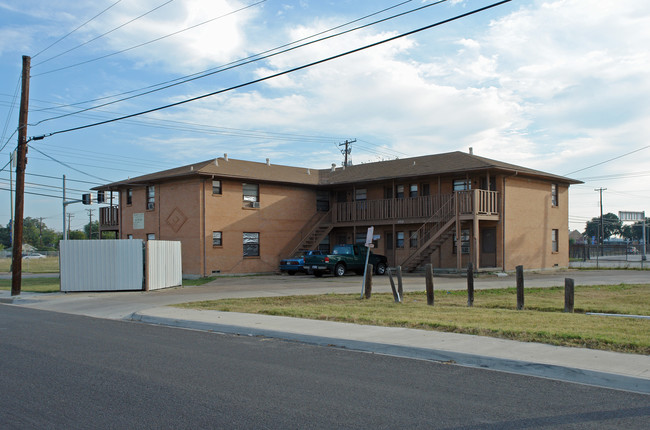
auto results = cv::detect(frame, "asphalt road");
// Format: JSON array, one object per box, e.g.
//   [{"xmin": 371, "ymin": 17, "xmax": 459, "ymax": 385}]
[{"xmin": 1, "ymin": 305, "xmax": 648, "ymax": 429}]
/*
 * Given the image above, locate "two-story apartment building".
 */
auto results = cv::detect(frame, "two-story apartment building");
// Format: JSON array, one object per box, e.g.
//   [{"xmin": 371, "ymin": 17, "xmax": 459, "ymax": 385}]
[{"xmin": 96, "ymin": 151, "xmax": 581, "ymax": 276}]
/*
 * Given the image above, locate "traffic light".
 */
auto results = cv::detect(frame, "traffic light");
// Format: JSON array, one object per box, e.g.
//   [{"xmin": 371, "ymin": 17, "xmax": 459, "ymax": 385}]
[
  {"xmin": 82, "ymin": 193, "xmax": 92, "ymax": 205},
  {"xmin": 97, "ymin": 190, "xmax": 105, "ymax": 203}
]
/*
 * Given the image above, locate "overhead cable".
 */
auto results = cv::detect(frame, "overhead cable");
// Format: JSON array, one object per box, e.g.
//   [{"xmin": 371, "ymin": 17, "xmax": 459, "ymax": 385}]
[{"xmin": 40, "ymin": 0, "xmax": 512, "ymax": 139}]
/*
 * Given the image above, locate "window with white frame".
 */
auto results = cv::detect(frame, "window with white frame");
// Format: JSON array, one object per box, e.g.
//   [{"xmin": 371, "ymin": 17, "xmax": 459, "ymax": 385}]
[
  {"xmin": 355, "ymin": 188, "xmax": 367, "ymax": 201},
  {"xmin": 396, "ymin": 231, "xmax": 405, "ymax": 248},
  {"xmin": 243, "ymin": 232, "xmax": 260, "ymax": 257},
  {"xmin": 552, "ymin": 229, "xmax": 559, "ymax": 252},
  {"xmin": 243, "ymin": 183, "xmax": 259, "ymax": 207},
  {"xmin": 453, "ymin": 179, "xmax": 470, "ymax": 191},
  {"xmin": 551, "ymin": 184, "xmax": 558, "ymax": 207},
  {"xmin": 409, "ymin": 184, "xmax": 418, "ymax": 198},
  {"xmin": 213, "ymin": 231, "xmax": 222, "ymax": 247},
  {"xmin": 146, "ymin": 186, "xmax": 155, "ymax": 210},
  {"xmin": 212, "ymin": 180, "xmax": 222, "ymax": 195},
  {"xmin": 453, "ymin": 229, "xmax": 470, "ymax": 254}
]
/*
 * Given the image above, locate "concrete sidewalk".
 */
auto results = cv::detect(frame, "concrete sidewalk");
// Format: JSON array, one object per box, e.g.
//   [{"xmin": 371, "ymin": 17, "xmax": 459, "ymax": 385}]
[
  {"xmin": 3, "ymin": 269, "xmax": 650, "ymax": 394},
  {"xmin": 130, "ymin": 306, "xmax": 650, "ymax": 395}
]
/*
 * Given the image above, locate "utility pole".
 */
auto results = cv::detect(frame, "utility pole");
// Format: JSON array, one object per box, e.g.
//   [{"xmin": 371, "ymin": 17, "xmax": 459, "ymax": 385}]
[
  {"xmin": 595, "ymin": 187, "xmax": 607, "ymax": 257},
  {"xmin": 67, "ymin": 213, "xmax": 74, "ymax": 239},
  {"xmin": 11, "ymin": 55, "xmax": 31, "ymax": 297},
  {"xmin": 86, "ymin": 209, "xmax": 95, "ymax": 239},
  {"xmin": 338, "ymin": 139, "xmax": 355, "ymax": 167}
]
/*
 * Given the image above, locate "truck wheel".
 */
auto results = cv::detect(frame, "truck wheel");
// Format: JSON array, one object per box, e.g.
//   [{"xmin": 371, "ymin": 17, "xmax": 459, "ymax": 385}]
[
  {"xmin": 313, "ymin": 271, "xmax": 323, "ymax": 278},
  {"xmin": 334, "ymin": 263, "xmax": 346, "ymax": 277},
  {"xmin": 375, "ymin": 262, "xmax": 387, "ymax": 275}
]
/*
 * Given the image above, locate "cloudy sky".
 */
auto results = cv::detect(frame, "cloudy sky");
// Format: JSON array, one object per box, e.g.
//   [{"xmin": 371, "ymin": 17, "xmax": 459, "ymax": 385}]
[{"xmin": 0, "ymin": 0, "xmax": 648, "ymax": 234}]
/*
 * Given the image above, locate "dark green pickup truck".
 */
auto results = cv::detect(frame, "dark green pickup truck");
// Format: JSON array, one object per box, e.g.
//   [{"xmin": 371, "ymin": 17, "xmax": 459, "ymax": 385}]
[{"xmin": 303, "ymin": 244, "xmax": 388, "ymax": 277}]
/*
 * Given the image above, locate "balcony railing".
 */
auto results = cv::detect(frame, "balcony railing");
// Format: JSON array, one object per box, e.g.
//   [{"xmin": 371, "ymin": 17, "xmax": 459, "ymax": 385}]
[
  {"xmin": 99, "ymin": 206, "xmax": 120, "ymax": 227},
  {"xmin": 334, "ymin": 190, "xmax": 498, "ymax": 223}
]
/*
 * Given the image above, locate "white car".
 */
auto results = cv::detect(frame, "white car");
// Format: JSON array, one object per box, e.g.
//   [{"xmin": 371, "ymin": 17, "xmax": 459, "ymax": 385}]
[{"xmin": 23, "ymin": 253, "xmax": 46, "ymax": 259}]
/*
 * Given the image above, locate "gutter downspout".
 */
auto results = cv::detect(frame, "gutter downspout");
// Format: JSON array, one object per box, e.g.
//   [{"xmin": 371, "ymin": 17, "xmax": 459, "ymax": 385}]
[{"xmin": 202, "ymin": 178, "xmax": 207, "ymax": 277}]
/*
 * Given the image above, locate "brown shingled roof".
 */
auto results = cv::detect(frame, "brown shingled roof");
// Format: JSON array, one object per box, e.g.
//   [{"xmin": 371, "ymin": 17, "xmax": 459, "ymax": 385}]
[
  {"xmin": 318, "ymin": 151, "xmax": 582, "ymax": 185},
  {"xmin": 96, "ymin": 157, "xmax": 320, "ymax": 190},
  {"xmin": 95, "ymin": 151, "xmax": 581, "ymax": 190}
]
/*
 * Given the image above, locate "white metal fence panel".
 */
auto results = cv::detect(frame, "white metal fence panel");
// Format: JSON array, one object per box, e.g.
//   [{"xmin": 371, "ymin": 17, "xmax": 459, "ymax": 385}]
[
  {"xmin": 147, "ymin": 240, "xmax": 182, "ymax": 291},
  {"xmin": 60, "ymin": 240, "xmax": 144, "ymax": 292}
]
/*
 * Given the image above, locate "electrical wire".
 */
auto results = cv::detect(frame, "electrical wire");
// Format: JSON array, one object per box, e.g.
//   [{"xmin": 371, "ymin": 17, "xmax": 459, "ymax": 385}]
[
  {"xmin": 0, "ymin": 75, "xmax": 21, "ymax": 152},
  {"xmin": 33, "ymin": 0, "xmax": 176, "ymax": 68},
  {"xmin": 31, "ymin": 0, "xmax": 447, "ymax": 126},
  {"xmin": 31, "ymin": 0, "xmax": 124, "ymax": 59},
  {"xmin": 28, "ymin": 146, "xmax": 112, "ymax": 182},
  {"xmin": 565, "ymin": 145, "xmax": 650, "ymax": 176},
  {"xmin": 31, "ymin": 0, "xmax": 419, "ymax": 113},
  {"xmin": 39, "ymin": 1, "xmax": 512, "ymax": 139},
  {"xmin": 32, "ymin": 0, "xmax": 268, "ymax": 77}
]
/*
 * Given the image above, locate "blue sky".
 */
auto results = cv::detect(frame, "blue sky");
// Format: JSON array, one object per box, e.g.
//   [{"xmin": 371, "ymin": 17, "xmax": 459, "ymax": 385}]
[{"xmin": 1, "ymin": 0, "xmax": 649, "ymax": 234}]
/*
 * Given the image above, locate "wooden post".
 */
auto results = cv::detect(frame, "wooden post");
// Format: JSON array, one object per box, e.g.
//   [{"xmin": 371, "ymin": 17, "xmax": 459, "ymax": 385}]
[
  {"xmin": 387, "ymin": 268, "xmax": 400, "ymax": 303},
  {"xmin": 467, "ymin": 262, "xmax": 474, "ymax": 307},
  {"xmin": 396, "ymin": 265, "xmax": 403, "ymax": 298},
  {"xmin": 425, "ymin": 264, "xmax": 434, "ymax": 306},
  {"xmin": 11, "ymin": 55, "xmax": 31, "ymax": 297},
  {"xmin": 516, "ymin": 265, "xmax": 524, "ymax": 310},
  {"xmin": 564, "ymin": 278, "xmax": 574, "ymax": 313},
  {"xmin": 364, "ymin": 264, "xmax": 373, "ymax": 299}
]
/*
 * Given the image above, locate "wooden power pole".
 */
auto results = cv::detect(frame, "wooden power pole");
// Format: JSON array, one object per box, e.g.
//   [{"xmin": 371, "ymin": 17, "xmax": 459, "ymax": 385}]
[{"xmin": 11, "ymin": 55, "xmax": 31, "ymax": 296}]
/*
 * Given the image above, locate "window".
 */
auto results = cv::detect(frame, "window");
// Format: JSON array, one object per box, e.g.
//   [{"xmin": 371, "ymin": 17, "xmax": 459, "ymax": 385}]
[
  {"xmin": 551, "ymin": 184, "xmax": 558, "ymax": 207},
  {"xmin": 396, "ymin": 231, "xmax": 405, "ymax": 248},
  {"xmin": 243, "ymin": 183, "xmax": 259, "ymax": 207},
  {"xmin": 147, "ymin": 233, "xmax": 155, "ymax": 240},
  {"xmin": 453, "ymin": 179, "xmax": 470, "ymax": 191},
  {"xmin": 213, "ymin": 231, "xmax": 222, "ymax": 247},
  {"xmin": 126, "ymin": 188, "xmax": 133, "ymax": 205},
  {"xmin": 146, "ymin": 186, "xmax": 155, "ymax": 210},
  {"xmin": 552, "ymin": 229, "xmax": 559, "ymax": 253},
  {"xmin": 355, "ymin": 232, "xmax": 366, "ymax": 244},
  {"xmin": 127, "ymin": 234, "xmax": 133, "ymax": 240},
  {"xmin": 355, "ymin": 188, "xmax": 367, "ymax": 201},
  {"xmin": 409, "ymin": 231, "xmax": 418, "ymax": 248},
  {"xmin": 212, "ymin": 180, "xmax": 222, "ymax": 195},
  {"xmin": 396, "ymin": 184, "xmax": 405, "ymax": 199},
  {"xmin": 409, "ymin": 184, "xmax": 418, "ymax": 198},
  {"xmin": 453, "ymin": 229, "xmax": 470, "ymax": 254},
  {"xmin": 243, "ymin": 232, "xmax": 260, "ymax": 257}
]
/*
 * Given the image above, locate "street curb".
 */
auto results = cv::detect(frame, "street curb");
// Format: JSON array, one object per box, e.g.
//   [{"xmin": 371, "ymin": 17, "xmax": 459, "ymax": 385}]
[{"xmin": 129, "ymin": 311, "xmax": 650, "ymax": 395}]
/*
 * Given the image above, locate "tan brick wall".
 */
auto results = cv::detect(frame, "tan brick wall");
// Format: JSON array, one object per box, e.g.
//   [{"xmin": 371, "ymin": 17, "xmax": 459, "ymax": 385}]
[
  {"xmin": 502, "ymin": 176, "xmax": 569, "ymax": 271},
  {"xmin": 119, "ymin": 177, "xmax": 317, "ymax": 276}
]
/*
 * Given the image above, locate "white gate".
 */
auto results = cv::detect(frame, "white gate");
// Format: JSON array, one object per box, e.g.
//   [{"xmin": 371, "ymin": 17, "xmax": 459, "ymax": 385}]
[
  {"xmin": 146, "ymin": 241, "xmax": 182, "ymax": 291},
  {"xmin": 60, "ymin": 240, "xmax": 144, "ymax": 292},
  {"xmin": 60, "ymin": 240, "xmax": 182, "ymax": 292}
]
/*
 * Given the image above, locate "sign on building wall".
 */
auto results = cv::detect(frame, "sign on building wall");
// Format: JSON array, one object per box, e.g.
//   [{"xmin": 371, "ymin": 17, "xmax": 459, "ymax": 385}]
[{"xmin": 133, "ymin": 213, "xmax": 145, "ymax": 229}]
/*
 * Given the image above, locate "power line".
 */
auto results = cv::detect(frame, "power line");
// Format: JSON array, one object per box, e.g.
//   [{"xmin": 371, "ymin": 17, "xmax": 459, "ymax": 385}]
[
  {"xmin": 31, "ymin": 0, "xmax": 445, "ymax": 125},
  {"xmin": 32, "ymin": 0, "xmax": 268, "ymax": 77},
  {"xmin": 565, "ymin": 145, "xmax": 650, "ymax": 176},
  {"xmin": 30, "ymin": 0, "xmax": 418, "ymax": 114},
  {"xmin": 28, "ymin": 145, "xmax": 112, "ymax": 182},
  {"xmin": 33, "ymin": 0, "xmax": 176, "ymax": 67},
  {"xmin": 31, "ymin": 0, "xmax": 124, "ymax": 59},
  {"xmin": 39, "ymin": 1, "xmax": 511, "ymax": 139}
]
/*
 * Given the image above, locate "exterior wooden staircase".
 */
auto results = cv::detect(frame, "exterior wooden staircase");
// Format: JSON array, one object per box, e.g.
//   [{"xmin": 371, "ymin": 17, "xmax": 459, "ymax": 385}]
[
  {"xmin": 283, "ymin": 209, "xmax": 334, "ymax": 257},
  {"xmin": 399, "ymin": 195, "xmax": 456, "ymax": 272}
]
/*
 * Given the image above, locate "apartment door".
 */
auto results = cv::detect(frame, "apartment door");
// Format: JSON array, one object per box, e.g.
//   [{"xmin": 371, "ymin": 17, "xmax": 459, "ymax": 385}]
[{"xmin": 480, "ymin": 228, "xmax": 497, "ymax": 267}]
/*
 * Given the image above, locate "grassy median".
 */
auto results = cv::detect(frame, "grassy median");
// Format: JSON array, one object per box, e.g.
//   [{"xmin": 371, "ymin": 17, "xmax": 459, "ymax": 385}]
[{"xmin": 177, "ymin": 283, "xmax": 650, "ymax": 354}]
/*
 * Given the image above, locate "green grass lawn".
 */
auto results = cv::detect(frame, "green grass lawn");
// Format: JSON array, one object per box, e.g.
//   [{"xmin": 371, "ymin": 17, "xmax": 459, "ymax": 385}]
[
  {"xmin": 0, "ymin": 277, "xmax": 61, "ymax": 293},
  {"xmin": 177, "ymin": 283, "xmax": 650, "ymax": 354},
  {"xmin": 0, "ymin": 257, "xmax": 60, "ymax": 273}
]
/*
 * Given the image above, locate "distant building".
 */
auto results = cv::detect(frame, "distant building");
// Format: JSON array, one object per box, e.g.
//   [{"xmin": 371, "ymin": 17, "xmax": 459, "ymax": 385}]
[{"xmin": 96, "ymin": 151, "xmax": 581, "ymax": 276}]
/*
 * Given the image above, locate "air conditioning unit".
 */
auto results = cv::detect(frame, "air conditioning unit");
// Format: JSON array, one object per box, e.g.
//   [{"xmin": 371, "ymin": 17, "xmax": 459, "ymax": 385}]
[
  {"xmin": 251, "ymin": 201, "xmax": 260, "ymax": 208},
  {"xmin": 147, "ymin": 202, "xmax": 155, "ymax": 210}
]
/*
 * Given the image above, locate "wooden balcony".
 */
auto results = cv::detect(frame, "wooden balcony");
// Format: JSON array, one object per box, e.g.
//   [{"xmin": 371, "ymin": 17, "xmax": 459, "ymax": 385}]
[
  {"xmin": 333, "ymin": 190, "xmax": 499, "ymax": 225},
  {"xmin": 99, "ymin": 206, "xmax": 120, "ymax": 228}
]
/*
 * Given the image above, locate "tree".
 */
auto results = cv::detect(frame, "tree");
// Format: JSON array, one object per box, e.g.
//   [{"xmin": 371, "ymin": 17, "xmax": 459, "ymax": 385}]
[
  {"xmin": 584, "ymin": 213, "xmax": 622, "ymax": 242},
  {"xmin": 68, "ymin": 230, "xmax": 86, "ymax": 240},
  {"xmin": 84, "ymin": 221, "xmax": 100, "ymax": 240}
]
